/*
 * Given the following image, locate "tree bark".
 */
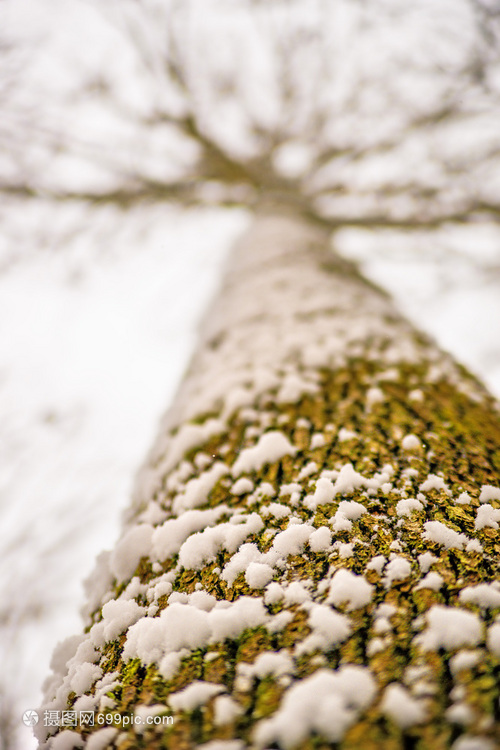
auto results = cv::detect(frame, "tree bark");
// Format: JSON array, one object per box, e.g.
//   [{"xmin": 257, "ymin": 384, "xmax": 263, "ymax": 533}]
[{"xmin": 38, "ymin": 212, "xmax": 500, "ymax": 750}]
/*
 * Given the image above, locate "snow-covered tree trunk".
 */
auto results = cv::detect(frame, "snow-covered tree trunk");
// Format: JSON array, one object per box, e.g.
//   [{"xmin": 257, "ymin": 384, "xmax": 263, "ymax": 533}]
[{"xmin": 38, "ymin": 212, "xmax": 500, "ymax": 750}]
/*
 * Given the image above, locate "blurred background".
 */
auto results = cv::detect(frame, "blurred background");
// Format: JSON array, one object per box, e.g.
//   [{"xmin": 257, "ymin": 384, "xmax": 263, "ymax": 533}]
[{"xmin": 1, "ymin": 1, "xmax": 500, "ymax": 748}]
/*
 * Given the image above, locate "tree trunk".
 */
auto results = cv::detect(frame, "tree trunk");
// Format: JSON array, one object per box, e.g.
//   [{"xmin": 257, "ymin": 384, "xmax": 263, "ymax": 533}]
[{"xmin": 38, "ymin": 212, "xmax": 500, "ymax": 750}]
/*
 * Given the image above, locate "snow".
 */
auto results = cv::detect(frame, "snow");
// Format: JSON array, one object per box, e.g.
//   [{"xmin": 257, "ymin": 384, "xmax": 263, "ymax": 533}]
[
  {"xmin": 178, "ymin": 513, "xmax": 264, "ymax": 569},
  {"xmin": 209, "ymin": 597, "xmax": 269, "ymax": 642},
  {"xmin": 235, "ymin": 651, "xmax": 293, "ymax": 691},
  {"xmin": 308, "ymin": 526, "xmax": 332, "ymax": 552},
  {"xmin": 264, "ymin": 583, "xmax": 285, "ymax": 605},
  {"xmin": 161, "ymin": 420, "xmax": 226, "ymax": 477},
  {"xmin": 231, "ymin": 477, "xmax": 254, "ymax": 495},
  {"xmin": 84, "ymin": 728, "xmax": 119, "ymax": 750},
  {"xmin": 110, "ymin": 524, "xmax": 154, "ymax": 583},
  {"xmin": 366, "ymin": 638, "xmax": 387, "ymax": 656},
  {"xmin": 69, "ymin": 663, "xmax": 103, "ymax": 696},
  {"xmin": 336, "ymin": 542, "xmax": 354, "ymax": 558},
  {"xmin": 213, "ymin": 695, "xmax": 244, "ymax": 726},
  {"xmin": 296, "ymin": 605, "xmax": 351, "ymax": 655},
  {"xmin": 419, "ymin": 474, "xmax": 452, "ymax": 495},
  {"xmin": 366, "ymin": 555, "xmax": 387, "ymax": 574},
  {"xmin": 308, "ymin": 477, "xmax": 335, "ymax": 507},
  {"xmin": 331, "ymin": 500, "xmax": 367, "ymax": 532},
  {"xmin": 283, "ymin": 582, "xmax": 311, "ymax": 606},
  {"xmin": 464, "ymin": 535, "xmax": 484, "ymax": 558},
  {"xmin": 124, "ymin": 597, "xmax": 269, "ymax": 669},
  {"xmin": 326, "ymin": 569, "xmax": 374, "ymax": 610},
  {"xmin": 198, "ymin": 742, "xmax": 244, "ymax": 750},
  {"xmin": 338, "ymin": 427, "xmax": 359, "ymax": 442},
  {"xmin": 333, "ymin": 464, "xmax": 376, "ymax": 496},
  {"xmin": 267, "ymin": 611, "xmax": 294, "ymax": 634},
  {"xmin": 261, "ymin": 502, "xmax": 291, "ymax": 519},
  {"xmin": 189, "ymin": 591, "xmax": 218, "ymax": 611},
  {"xmin": 91, "ymin": 599, "xmax": 146, "ymax": 647},
  {"xmin": 417, "ymin": 606, "xmax": 483, "ymax": 651},
  {"xmin": 409, "ymin": 388, "xmax": 424, "ymax": 401},
  {"xmin": 449, "ymin": 651, "xmax": 481, "ymax": 675},
  {"xmin": 221, "ymin": 543, "xmax": 262, "ymax": 586},
  {"xmin": 49, "ymin": 635, "xmax": 88, "ymax": 677},
  {"xmin": 422, "ymin": 521, "xmax": 469, "ymax": 550},
  {"xmin": 445, "ymin": 703, "xmax": 475, "ymax": 725},
  {"xmin": 337, "ymin": 500, "xmax": 367, "ymax": 520},
  {"xmin": 382, "ymin": 556, "xmax": 412, "ymax": 588},
  {"xmin": 486, "ymin": 623, "xmax": 500, "ymax": 657},
  {"xmin": 245, "ymin": 562, "xmax": 274, "ymax": 589},
  {"xmin": 396, "ymin": 498, "xmax": 424, "ymax": 517},
  {"xmin": 310, "ymin": 433, "xmax": 326, "ymax": 449},
  {"xmin": 401, "ymin": 434, "xmax": 421, "ymax": 451},
  {"xmin": 475, "ymin": 504, "xmax": 500, "ymax": 530},
  {"xmin": 373, "ymin": 616, "xmax": 391, "ymax": 634},
  {"xmin": 478, "ymin": 485, "xmax": 500, "ymax": 504},
  {"xmin": 459, "ymin": 584, "xmax": 500, "ymax": 609},
  {"xmin": 270, "ymin": 523, "xmax": 314, "ymax": 557},
  {"xmin": 451, "ymin": 738, "xmax": 496, "ymax": 750},
  {"xmin": 366, "ymin": 386, "xmax": 385, "ymax": 406},
  {"xmin": 415, "ymin": 572, "xmax": 444, "ymax": 592},
  {"xmin": 231, "ymin": 431, "xmax": 296, "ymax": 476},
  {"xmin": 151, "ymin": 507, "xmax": 228, "ymax": 561},
  {"xmin": 169, "ymin": 681, "xmax": 225, "ymax": 712},
  {"xmin": 297, "ymin": 462, "xmax": 317, "ymax": 480},
  {"xmin": 306, "ymin": 464, "xmax": 398, "ymax": 512},
  {"xmin": 253, "ymin": 666, "xmax": 376, "ymax": 748},
  {"xmin": 380, "ymin": 683, "xmax": 427, "ymax": 728},
  {"xmin": 124, "ymin": 603, "xmax": 211, "ymax": 664},
  {"xmin": 173, "ymin": 462, "xmax": 229, "ymax": 513},
  {"xmin": 50, "ymin": 731, "xmax": 85, "ymax": 749}
]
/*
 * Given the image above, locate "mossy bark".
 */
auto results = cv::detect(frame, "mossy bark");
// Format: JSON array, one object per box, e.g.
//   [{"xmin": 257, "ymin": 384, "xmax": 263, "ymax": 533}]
[{"xmin": 39, "ymin": 214, "xmax": 500, "ymax": 750}]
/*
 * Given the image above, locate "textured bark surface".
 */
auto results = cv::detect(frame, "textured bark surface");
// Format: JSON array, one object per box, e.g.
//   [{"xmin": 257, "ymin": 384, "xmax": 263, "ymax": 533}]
[{"xmin": 38, "ymin": 214, "xmax": 500, "ymax": 750}]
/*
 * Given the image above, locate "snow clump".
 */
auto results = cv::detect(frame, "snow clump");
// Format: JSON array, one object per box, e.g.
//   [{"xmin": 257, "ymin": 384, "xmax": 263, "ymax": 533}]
[
  {"xmin": 478, "ymin": 485, "xmax": 500, "ymax": 504},
  {"xmin": 308, "ymin": 526, "xmax": 332, "ymax": 552},
  {"xmin": 169, "ymin": 681, "xmax": 225, "ymax": 712},
  {"xmin": 381, "ymin": 683, "xmax": 427, "ymax": 728},
  {"xmin": 396, "ymin": 498, "xmax": 423, "ymax": 517},
  {"xmin": 178, "ymin": 513, "xmax": 264, "ymax": 569},
  {"xmin": 232, "ymin": 431, "xmax": 296, "ymax": 476},
  {"xmin": 382, "ymin": 557, "xmax": 412, "ymax": 588},
  {"xmin": 422, "ymin": 521, "xmax": 469, "ymax": 551},
  {"xmin": 296, "ymin": 604, "xmax": 351, "ymax": 656},
  {"xmin": 486, "ymin": 623, "xmax": 500, "ymax": 657},
  {"xmin": 416, "ymin": 606, "xmax": 483, "ymax": 651},
  {"xmin": 245, "ymin": 562, "xmax": 274, "ymax": 589},
  {"xmin": 152, "ymin": 507, "xmax": 229, "ymax": 561},
  {"xmin": 459, "ymin": 584, "xmax": 500, "ymax": 609},
  {"xmin": 173, "ymin": 462, "xmax": 228, "ymax": 513},
  {"xmin": 401, "ymin": 434, "xmax": 421, "ymax": 451},
  {"xmin": 419, "ymin": 475, "xmax": 451, "ymax": 495},
  {"xmin": 326, "ymin": 569, "xmax": 374, "ymax": 611},
  {"xmin": 475, "ymin": 504, "xmax": 500, "ymax": 530},
  {"xmin": 123, "ymin": 597, "xmax": 269, "ymax": 672},
  {"xmin": 110, "ymin": 524, "xmax": 153, "ymax": 582},
  {"xmin": 415, "ymin": 572, "xmax": 444, "ymax": 592},
  {"xmin": 253, "ymin": 666, "xmax": 376, "ymax": 748},
  {"xmin": 213, "ymin": 696, "xmax": 244, "ymax": 727}
]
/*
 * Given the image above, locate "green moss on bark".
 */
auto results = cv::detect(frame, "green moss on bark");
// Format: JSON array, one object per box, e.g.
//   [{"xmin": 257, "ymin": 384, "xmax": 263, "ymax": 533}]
[{"xmin": 47, "ymin": 358, "xmax": 500, "ymax": 749}]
